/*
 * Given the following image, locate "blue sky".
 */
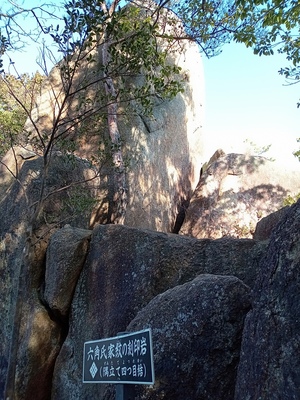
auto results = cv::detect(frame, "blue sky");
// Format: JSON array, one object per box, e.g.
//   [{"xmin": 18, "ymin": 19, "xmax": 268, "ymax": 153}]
[{"xmin": 202, "ymin": 42, "xmax": 300, "ymax": 167}]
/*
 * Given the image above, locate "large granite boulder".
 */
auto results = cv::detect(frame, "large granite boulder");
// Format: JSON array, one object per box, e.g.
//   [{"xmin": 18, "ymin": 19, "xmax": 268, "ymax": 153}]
[
  {"xmin": 0, "ymin": 154, "xmax": 100, "ymax": 400},
  {"xmin": 50, "ymin": 224, "xmax": 266, "ymax": 399},
  {"xmin": 23, "ymin": 4, "xmax": 206, "ymax": 233},
  {"xmin": 180, "ymin": 152, "xmax": 300, "ymax": 239},
  {"xmin": 127, "ymin": 274, "xmax": 251, "ymax": 400},
  {"xmin": 43, "ymin": 225, "xmax": 92, "ymax": 322},
  {"xmin": 253, "ymin": 205, "xmax": 290, "ymax": 241},
  {"xmin": 234, "ymin": 199, "xmax": 300, "ymax": 399}
]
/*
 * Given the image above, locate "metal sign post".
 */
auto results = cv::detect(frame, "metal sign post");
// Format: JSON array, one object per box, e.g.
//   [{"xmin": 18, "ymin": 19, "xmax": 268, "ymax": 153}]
[
  {"xmin": 115, "ymin": 332, "xmax": 137, "ymax": 400},
  {"xmin": 83, "ymin": 328, "xmax": 155, "ymax": 400},
  {"xmin": 115, "ymin": 382, "xmax": 136, "ymax": 400}
]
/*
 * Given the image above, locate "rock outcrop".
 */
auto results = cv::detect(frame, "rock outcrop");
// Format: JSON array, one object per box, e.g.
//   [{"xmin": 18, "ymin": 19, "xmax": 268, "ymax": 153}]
[
  {"xmin": 0, "ymin": 4, "xmax": 299, "ymax": 399},
  {"xmin": 43, "ymin": 226, "xmax": 92, "ymax": 322},
  {"xmin": 127, "ymin": 274, "xmax": 251, "ymax": 400},
  {"xmin": 0, "ymin": 154, "xmax": 100, "ymax": 400},
  {"xmin": 1, "ymin": 164, "xmax": 300, "ymax": 399},
  {"xmin": 253, "ymin": 205, "xmax": 290, "ymax": 241},
  {"xmin": 23, "ymin": 5, "xmax": 206, "ymax": 233},
  {"xmin": 180, "ymin": 152, "xmax": 300, "ymax": 239},
  {"xmin": 50, "ymin": 224, "xmax": 265, "ymax": 400},
  {"xmin": 235, "ymin": 198, "xmax": 300, "ymax": 399}
]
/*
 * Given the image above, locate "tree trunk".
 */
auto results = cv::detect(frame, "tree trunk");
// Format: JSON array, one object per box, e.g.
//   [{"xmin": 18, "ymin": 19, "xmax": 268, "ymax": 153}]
[{"xmin": 101, "ymin": 1, "xmax": 127, "ymax": 224}]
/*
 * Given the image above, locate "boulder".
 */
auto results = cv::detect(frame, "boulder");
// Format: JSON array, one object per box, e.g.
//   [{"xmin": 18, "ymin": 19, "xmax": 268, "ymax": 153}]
[
  {"xmin": 23, "ymin": 5, "xmax": 206, "ymax": 232},
  {"xmin": 0, "ymin": 154, "xmax": 100, "ymax": 400},
  {"xmin": 43, "ymin": 225, "xmax": 92, "ymax": 321},
  {"xmin": 180, "ymin": 153, "xmax": 300, "ymax": 239},
  {"xmin": 253, "ymin": 206, "xmax": 289, "ymax": 241},
  {"xmin": 234, "ymin": 199, "xmax": 300, "ymax": 399},
  {"xmin": 51, "ymin": 224, "xmax": 266, "ymax": 399},
  {"xmin": 127, "ymin": 274, "xmax": 251, "ymax": 400}
]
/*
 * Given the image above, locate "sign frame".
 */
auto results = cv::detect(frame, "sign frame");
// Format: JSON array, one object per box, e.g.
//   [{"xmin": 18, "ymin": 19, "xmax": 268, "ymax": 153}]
[{"xmin": 82, "ymin": 328, "xmax": 155, "ymax": 385}]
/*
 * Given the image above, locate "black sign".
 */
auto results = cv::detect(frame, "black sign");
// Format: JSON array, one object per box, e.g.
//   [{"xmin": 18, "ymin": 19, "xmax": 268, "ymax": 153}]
[{"xmin": 82, "ymin": 329, "xmax": 155, "ymax": 385}]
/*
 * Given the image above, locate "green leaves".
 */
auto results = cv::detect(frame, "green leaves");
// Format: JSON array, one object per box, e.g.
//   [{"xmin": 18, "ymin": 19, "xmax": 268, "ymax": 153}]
[
  {"xmin": 172, "ymin": 0, "xmax": 248, "ymax": 57},
  {"xmin": 0, "ymin": 72, "xmax": 44, "ymax": 156},
  {"xmin": 232, "ymin": 0, "xmax": 300, "ymax": 69},
  {"xmin": 0, "ymin": 30, "xmax": 8, "ymax": 73},
  {"xmin": 99, "ymin": 4, "xmax": 184, "ymax": 115}
]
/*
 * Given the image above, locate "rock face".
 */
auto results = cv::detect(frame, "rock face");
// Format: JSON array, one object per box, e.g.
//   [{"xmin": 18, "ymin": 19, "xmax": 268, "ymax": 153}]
[
  {"xmin": 1, "ymin": 178, "xmax": 300, "ymax": 399},
  {"xmin": 0, "ymin": 154, "xmax": 100, "ymax": 400},
  {"xmin": 50, "ymin": 224, "xmax": 265, "ymax": 400},
  {"xmin": 0, "ymin": 146, "xmax": 37, "ymax": 199},
  {"xmin": 43, "ymin": 226, "xmax": 92, "ymax": 321},
  {"xmin": 180, "ymin": 152, "xmax": 300, "ymax": 239},
  {"xmin": 23, "ymin": 6, "xmax": 205, "ymax": 233},
  {"xmin": 127, "ymin": 274, "xmax": 251, "ymax": 400},
  {"xmin": 253, "ymin": 205, "xmax": 289, "ymax": 241},
  {"xmin": 1, "ymin": 5, "xmax": 299, "ymax": 398},
  {"xmin": 234, "ymin": 198, "xmax": 300, "ymax": 399}
]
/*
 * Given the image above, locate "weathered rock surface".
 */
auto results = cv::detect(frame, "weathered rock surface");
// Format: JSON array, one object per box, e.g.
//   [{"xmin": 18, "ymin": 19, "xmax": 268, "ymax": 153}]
[
  {"xmin": 127, "ymin": 274, "xmax": 251, "ymax": 400},
  {"xmin": 180, "ymin": 153, "xmax": 300, "ymax": 239},
  {"xmin": 0, "ymin": 172, "xmax": 297, "ymax": 400},
  {"xmin": 253, "ymin": 205, "xmax": 289, "ymax": 240},
  {"xmin": 43, "ymin": 225, "xmax": 92, "ymax": 321},
  {"xmin": 235, "ymin": 199, "xmax": 300, "ymax": 399},
  {"xmin": 0, "ymin": 5, "xmax": 298, "ymax": 399},
  {"xmin": 51, "ymin": 224, "xmax": 266, "ymax": 399},
  {"xmin": 24, "ymin": 6, "xmax": 205, "ymax": 233},
  {"xmin": 0, "ymin": 146, "xmax": 37, "ymax": 199},
  {"xmin": 0, "ymin": 154, "xmax": 100, "ymax": 400}
]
